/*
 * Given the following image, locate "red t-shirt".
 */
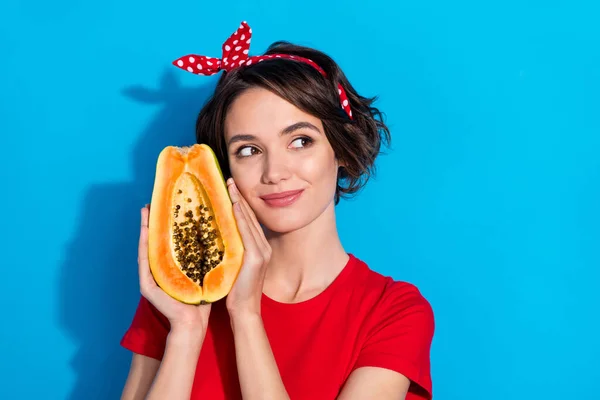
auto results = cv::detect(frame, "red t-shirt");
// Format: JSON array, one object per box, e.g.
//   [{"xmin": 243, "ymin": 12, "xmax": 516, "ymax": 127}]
[{"xmin": 121, "ymin": 253, "xmax": 434, "ymax": 399}]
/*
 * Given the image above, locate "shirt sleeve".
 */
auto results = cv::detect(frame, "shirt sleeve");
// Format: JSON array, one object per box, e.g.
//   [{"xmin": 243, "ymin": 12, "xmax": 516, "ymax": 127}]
[
  {"xmin": 120, "ymin": 295, "xmax": 171, "ymax": 361},
  {"xmin": 352, "ymin": 282, "xmax": 435, "ymax": 399}
]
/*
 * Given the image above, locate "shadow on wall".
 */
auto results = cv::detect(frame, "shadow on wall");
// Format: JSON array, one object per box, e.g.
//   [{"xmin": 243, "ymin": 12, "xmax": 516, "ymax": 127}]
[{"xmin": 59, "ymin": 70, "xmax": 216, "ymax": 400}]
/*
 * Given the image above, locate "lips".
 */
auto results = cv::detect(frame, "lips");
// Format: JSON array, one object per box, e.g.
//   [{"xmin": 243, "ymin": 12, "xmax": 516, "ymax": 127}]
[{"xmin": 260, "ymin": 189, "xmax": 304, "ymax": 207}]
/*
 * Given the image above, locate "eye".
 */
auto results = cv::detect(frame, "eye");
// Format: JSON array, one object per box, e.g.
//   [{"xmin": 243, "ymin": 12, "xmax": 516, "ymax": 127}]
[
  {"xmin": 236, "ymin": 145, "xmax": 260, "ymax": 158},
  {"xmin": 290, "ymin": 137, "xmax": 313, "ymax": 149}
]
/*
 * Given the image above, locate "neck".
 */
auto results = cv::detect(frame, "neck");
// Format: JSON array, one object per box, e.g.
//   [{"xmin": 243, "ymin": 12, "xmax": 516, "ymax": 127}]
[{"xmin": 262, "ymin": 201, "xmax": 349, "ymax": 302}]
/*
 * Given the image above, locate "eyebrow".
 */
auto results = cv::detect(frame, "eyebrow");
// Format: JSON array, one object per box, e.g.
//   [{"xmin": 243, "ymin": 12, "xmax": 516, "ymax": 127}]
[{"xmin": 227, "ymin": 121, "xmax": 321, "ymax": 146}]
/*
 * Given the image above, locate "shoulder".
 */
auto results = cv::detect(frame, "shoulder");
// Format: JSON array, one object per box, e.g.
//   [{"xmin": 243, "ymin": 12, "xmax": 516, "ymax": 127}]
[
  {"xmin": 347, "ymin": 255, "xmax": 435, "ymax": 398},
  {"xmin": 378, "ymin": 278, "xmax": 434, "ymax": 324},
  {"xmin": 348, "ymin": 254, "xmax": 435, "ymax": 337}
]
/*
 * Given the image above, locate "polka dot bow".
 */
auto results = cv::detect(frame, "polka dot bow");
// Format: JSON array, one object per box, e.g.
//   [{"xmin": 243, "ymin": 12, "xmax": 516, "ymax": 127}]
[{"xmin": 172, "ymin": 21, "xmax": 353, "ymax": 120}]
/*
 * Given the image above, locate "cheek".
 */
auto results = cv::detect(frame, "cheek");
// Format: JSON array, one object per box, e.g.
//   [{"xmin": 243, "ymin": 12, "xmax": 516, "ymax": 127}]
[
  {"xmin": 300, "ymin": 149, "xmax": 338, "ymax": 182},
  {"xmin": 228, "ymin": 156, "xmax": 253, "ymax": 178},
  {"xmin": 228, "ymin": 159, "xmax": 260, "ymax": 197}
]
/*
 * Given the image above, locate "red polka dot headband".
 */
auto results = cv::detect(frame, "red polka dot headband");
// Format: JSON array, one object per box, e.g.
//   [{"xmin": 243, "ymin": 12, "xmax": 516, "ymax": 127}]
[{"xmin": 172, "ymin": 21, "xmax": 353, "ymax": 120}]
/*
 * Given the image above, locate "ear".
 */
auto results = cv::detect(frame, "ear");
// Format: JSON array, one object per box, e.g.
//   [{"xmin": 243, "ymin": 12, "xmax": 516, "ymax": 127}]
[{"xmin": 335, "ymin": 156, "xmax": 346, "ymax": 169}]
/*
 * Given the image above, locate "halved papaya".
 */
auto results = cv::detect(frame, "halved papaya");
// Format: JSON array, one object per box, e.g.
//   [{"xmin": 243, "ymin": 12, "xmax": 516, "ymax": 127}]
[{"xmin": 147, "ymin": 144, "xmax": 244, "ymax": 304}]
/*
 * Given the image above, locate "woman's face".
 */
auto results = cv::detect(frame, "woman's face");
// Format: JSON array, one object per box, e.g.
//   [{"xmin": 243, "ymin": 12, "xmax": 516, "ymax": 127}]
[{"xmin": 224, "ymin": 87, "xmax": 339, "ymax": 234}]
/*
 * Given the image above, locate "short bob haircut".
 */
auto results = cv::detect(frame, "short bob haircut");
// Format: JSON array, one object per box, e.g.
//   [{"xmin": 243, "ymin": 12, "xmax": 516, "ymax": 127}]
[{"xmin": 195, "ymin": 41, "xmax": 391, "ymax": 205}]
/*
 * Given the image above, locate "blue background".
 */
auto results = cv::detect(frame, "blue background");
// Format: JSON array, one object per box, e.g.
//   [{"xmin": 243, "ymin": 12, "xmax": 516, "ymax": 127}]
[{"xmin": 1, "ymin": 1, "xmax": 598, "ymax": 399}]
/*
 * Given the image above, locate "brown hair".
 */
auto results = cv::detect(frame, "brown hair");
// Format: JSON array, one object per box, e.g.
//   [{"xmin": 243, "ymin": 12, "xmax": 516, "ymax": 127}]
[{"xmin": 195, "ymin": 41, "xmax": 391, "ymax": 204}]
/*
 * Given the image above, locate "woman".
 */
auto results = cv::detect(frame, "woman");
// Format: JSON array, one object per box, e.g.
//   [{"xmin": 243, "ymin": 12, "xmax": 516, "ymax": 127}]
[{"xmin": 120, "ymin": 21, "xmax": 434, "ymax": 400}]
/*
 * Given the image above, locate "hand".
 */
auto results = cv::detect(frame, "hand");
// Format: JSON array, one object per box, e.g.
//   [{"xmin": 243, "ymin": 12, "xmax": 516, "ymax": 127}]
[
  {"xmin": 138, "ymin": 204, "xmax": 211, "ymax": 333},
  {"xmin": 225, "ymin": 178, "xmax": 272, "ymax": 317}
]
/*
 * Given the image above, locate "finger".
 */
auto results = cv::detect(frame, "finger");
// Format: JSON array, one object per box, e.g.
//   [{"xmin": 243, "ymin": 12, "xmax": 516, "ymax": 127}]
[
  {"xmin": 232, "ymin": 202, "xmax": 263, "ymax": 265},
  {"xmin": 227, "ymin": 178, "xmax": 268, "ymax": 244},
  {"xmin": 227, "ymin": 177, "xmax": 240, "ymax": 203},
  {"xmin": 236, "ymin": 184, "xmax": 264, "ymax": 235},
  {"xmin": 228, "ymin": 181, "xmax": 269, "ymax": 258},
  {"xmin": 239, "ymin": 194, "xmax": 271, "ymax": 259},
  {"xmin": 138, "ymin": 205, "xmax": 157, "ymax": 294}
]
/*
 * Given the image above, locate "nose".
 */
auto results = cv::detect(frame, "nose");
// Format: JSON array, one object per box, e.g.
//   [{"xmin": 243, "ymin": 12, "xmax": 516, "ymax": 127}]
[{"xmin": 261, "ymin": 151, "xmax": 292, "ymax": 185}]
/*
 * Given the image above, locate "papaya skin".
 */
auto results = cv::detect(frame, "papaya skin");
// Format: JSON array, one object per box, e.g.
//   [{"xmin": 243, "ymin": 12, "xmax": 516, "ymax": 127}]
[{"xmin": 147, "ymin": 144, "xmax": 244, "ymax": 304}]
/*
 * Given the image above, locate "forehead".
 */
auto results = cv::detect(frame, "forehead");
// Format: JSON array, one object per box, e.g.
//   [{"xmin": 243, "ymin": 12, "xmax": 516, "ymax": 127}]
[{"xmin": 224, "ymin": 87, "xmax": 323, "ymax": 140}]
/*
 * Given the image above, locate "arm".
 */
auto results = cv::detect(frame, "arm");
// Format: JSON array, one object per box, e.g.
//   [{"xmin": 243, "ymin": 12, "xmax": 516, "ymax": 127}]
[
  {"xmin": 225, "ymin": 180, "xmax": 290, "ymax": 399},
  {"xmin": 145, "ymin": 326, "xmax": 205, "ymax": 399},
  {"xmin": 120, "ymin": 327, "xmax": 205, "ymax": 400},
  {"xmin": 337, "ymin": 367, "xmax": 410, "ymax": 400},
  {"xmin": 338, "ymin": 283, "xmax": 435, "ymax": 400},
  {"xmin": 121, "ymin": 354, "xmax": 160, "ymax": 400},
  {"xmin": 121, "ymin": 205, "xmax": 211, "ymax": 399},
  {"xmin": 230, "ymin": 312, "xmax": 290, "ymax": 400}
]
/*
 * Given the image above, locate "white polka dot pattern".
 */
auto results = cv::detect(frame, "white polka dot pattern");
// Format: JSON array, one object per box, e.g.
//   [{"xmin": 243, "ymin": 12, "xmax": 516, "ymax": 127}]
[{"xmin": 171, "ymin": 21, "xmax": 353, "ymax": 120}]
